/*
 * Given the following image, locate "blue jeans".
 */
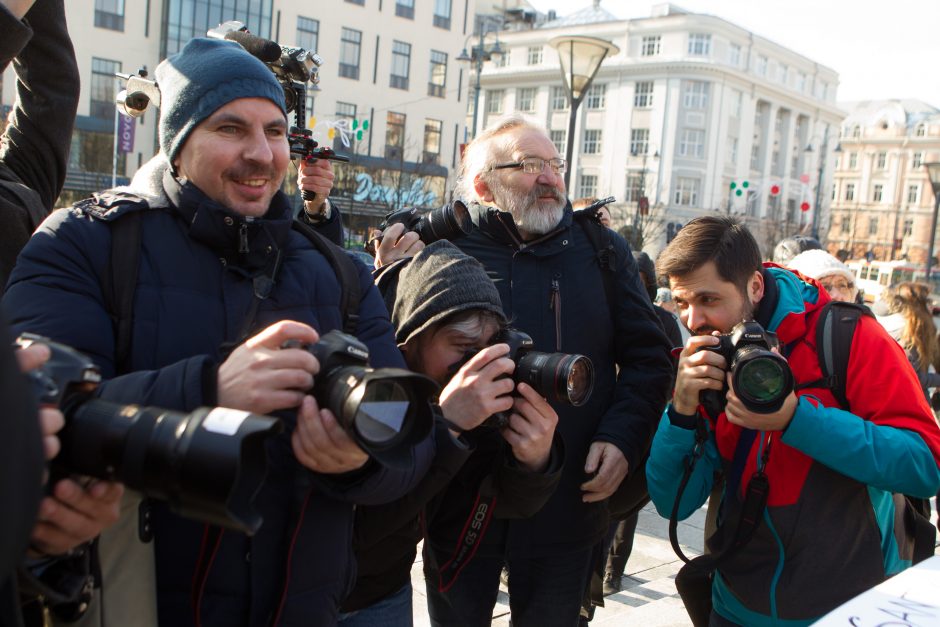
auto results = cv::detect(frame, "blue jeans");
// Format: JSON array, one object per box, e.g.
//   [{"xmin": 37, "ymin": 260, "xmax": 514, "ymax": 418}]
[
  {"xmin": 424, "ymin": 547, "xmax": 595, "ymax": 627},
  {"xmin": 337, "ymin": 582, "xmax": 413, "ymax": 627}
]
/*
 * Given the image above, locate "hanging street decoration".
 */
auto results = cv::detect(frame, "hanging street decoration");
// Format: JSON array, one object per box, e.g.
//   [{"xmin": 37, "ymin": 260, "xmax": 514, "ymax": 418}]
[{"xmin": 306, "ymin": 116, "xmax": 370, "ymax": 148}]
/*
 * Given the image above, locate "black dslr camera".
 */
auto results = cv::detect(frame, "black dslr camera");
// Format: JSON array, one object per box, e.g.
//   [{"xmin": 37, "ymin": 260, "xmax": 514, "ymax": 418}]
[
  {"xmin": 365, "ymin": 201, "xmax": 473, "ymax": 255},
  {"xmin": 452, "ymin": 328, "xmax": 595, "ymax": 428},
  {"xmin": 18, "ymin": 334, "xmax": 282, "ymax": 534},
  {"xmin": 699, "ymin": 321, "xmax": 794, "ymax": 415},
  {"xmin": 293, "ymin": 330, "xmax": 437, "ymax": 468}
]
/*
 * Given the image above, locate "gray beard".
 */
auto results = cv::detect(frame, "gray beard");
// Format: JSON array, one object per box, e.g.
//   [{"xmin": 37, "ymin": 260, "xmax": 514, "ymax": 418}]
[{"xmin": 491, "ymin": 181, "xmax": 566, "ymax": 236}]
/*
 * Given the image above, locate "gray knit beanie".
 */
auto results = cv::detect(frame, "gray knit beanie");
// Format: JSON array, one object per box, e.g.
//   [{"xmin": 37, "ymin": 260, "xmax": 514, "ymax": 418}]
[
  {"xmin": 155, "ymin": 38, "xmax": 287, "ymax": 165},
  {"xmin": 391, "ymin": 241, "xmax": 506, "ymax": 346}
]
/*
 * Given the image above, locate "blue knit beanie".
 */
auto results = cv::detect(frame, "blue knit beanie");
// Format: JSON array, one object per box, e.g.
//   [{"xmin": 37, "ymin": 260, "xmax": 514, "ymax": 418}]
[{"xmin": 155, "ymin": 38, "xmax": 287, "ymax": 165}]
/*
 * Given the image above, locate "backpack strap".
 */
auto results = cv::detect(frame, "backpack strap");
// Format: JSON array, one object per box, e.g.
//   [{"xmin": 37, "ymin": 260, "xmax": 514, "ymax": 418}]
[
  {"xmin": 291, "ymin": 219, "xmax": 361, "ymax": 335},
  {"xmin": 106, "ymin": 212, "xmax": 144, "ymax": 375},
  {"xmin": 797, "ymin": 301, "xmax": 873, "ymax": 411},
  {"xmin": 572, "ymin": 211, "xmax": 618, "ymax": 333}
]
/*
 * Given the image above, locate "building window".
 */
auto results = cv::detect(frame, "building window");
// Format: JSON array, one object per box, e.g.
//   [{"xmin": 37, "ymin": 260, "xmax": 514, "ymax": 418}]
[
  {"xmin": 688, "ymin": 33, "xmax": 711, "ymax": 56},
  {"xmin": 585, "ymin": 84, "xmax": 606, "ymax": 109},
  {"xmin": 385, "ymin": 111, "xmax": 406, "ymax": 159},
  {"xmin": 641, "ymin": 35, "xmax": 661, "ymax": 56},
  {"xmin": 841, "ymin": 215, "xmax": 852, "ymax": 234},
  {"xmin": 390, "ymin": 40, "xmax": 411, "ymax": 90},
  {"xmin": 296, "ymin": 16, "xmax": 319, "ymax": 52},
  {"xmin": 778, "ymin": 64, "xmax": 788, "ymax": 84},
  {"xmin": 908, "ymin": 184, "xmax": 920, "ymax": 204},
  {"xmin": 683, "ymin": 81, "xmax": 709, "ymax": 109},
  {"xmin": 845, "ymin": 183, "xmax": 855, "ymax": 201},
  {"xmin": 95, "ymin": 0, "xmax": 124, "ymax": 30},
  {"xmin": 868, "ymin": 217, "xmax": 878, "ymax": 236},
  {"xmin": 486, "ymin": 89, "xmax": 504, "ymax": 114},
  {"xmin": 346, "ymin": 0, "xmax": 364, "ymax": 5},
  {"xmin": 625, "ymin": 173, "xmax": 643, "ymax": 202},
  {"xmin": 852, "ymin": 125, "xmax": 861, "ymax": 138},
  {"xmin": 904, "ymin": 219, "xmax": 914, "ymax": 236},
  {"xmin": 427, "ymin": 51, "xmax": 448, "ymax": 98},
  {"xmin": 90, "ymin": 57, "xmax": 121, "ymax": 119},
  {"xmin": 630, "ymin": 128, "xmax": 649, "ymax": 156},
  {"xmin": 916, "ymin": 123, "xmax": 927, "ymax": 137},
  {"xmin": 756, "ymin": 55, "xmax": 767, "ymax": 76},
  {"xmin": 731, "ymin": 90, "xmax": 742, "ymax": 118},
  {"xmin": 675, "ymin": 177, "xmax": 699, "ymax": 206},
  {"xmin": 395, "ymin": 0, "xmax": 415, "ymax": 19},
  {"xmin": 579, "ymin": 174, "xmax": 597, "ymax": 198},
  {"xmin": 334, "ymin": 101, "xmax": 357, "ymax": 150},
  {"xmin": 728, "ymin": 137, "xmax": 738, "ymax": 164},
  {"xmin": 433, "ymin": 0, "xmax": 451, "ymax": 29},
  {"xmin": 582, "ymin": 129, "xmax": 602, "ymax": 154},
  {"xmin": 527, "ymin": 46, "xmax": 543, "ymax": 65},
  {"xmin": 423, "ymin": 118, "xmax": 442, "ymax": 162},
  {"xmin": 728, "ymin": 43, "xmax": 741, "ymax": 67},
  {"xmin": 848, "ymin": 152, "xmax": 858, "ymax": 169},
  {"xmin": 796, "ymin": 72, "xmax": 806, "ymax": 92},
  {"xmin": 913, "ymin": 152, "xmax": 924, "ymax": 169},
  {"xmin": 634, "ymin": 81, "xmax": 653, "ymax": 108},
  {"xmin": 550, "ymin": 86, "xmax": 568, "ymax": 110},
  {"xmin": 339, "ymin": 28, "xmax": 362, "ymax": 80},
  {"xmin": 679, "ymin": 129, "xmax": 705, "ymax": 159},
  {"xmin": 515, "ymin": 87, "xmax": 536, "ymax": 112},
  {"xmin": 873, "ymin": 184, "xmax": 883, "ymax": 202},
  {"xmin": 876, "ymin": 152, "xmax": 887, "ymax": 169},
  {"xmin": 550, "ymin": 129, "xmax": 566, "ymax": 154},
  {"xmin": 817, "ymin": 81, "xmax": 828, "ymax": 100}
]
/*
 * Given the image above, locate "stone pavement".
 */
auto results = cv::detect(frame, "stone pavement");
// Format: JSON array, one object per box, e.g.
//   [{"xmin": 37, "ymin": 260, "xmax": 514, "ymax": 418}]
[{"xmin": 409, "ymin": 502, "xmax": 707, "ymax": 627}]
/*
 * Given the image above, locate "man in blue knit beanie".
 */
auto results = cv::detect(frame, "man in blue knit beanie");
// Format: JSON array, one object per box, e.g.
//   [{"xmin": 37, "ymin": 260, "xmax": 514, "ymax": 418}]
[{"xmin": 3, "ymin": 35, "xmax": 427, "ymax": 627}]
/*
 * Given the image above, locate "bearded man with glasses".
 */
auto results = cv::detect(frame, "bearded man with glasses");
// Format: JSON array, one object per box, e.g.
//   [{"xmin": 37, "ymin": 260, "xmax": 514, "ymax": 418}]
[{"xmin": 376, "ymin": 113, "xmax": 673, "ymax": 626}]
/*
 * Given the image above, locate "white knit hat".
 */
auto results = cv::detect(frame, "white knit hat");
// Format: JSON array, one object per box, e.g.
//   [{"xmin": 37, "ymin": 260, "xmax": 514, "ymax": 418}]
[{"xmin": 787, "ymin": 249, "xmax": 854, "ymax": 283}]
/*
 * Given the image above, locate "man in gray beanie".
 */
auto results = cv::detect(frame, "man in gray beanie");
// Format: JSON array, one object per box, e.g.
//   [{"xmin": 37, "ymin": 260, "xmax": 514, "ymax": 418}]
[
  {"xmin": 4, "ymin": 36, "xmax": 427, "ymax": 626},
  {"xmin": 339, "ymin": 241, "xmax": 563, "ymax": 623}
]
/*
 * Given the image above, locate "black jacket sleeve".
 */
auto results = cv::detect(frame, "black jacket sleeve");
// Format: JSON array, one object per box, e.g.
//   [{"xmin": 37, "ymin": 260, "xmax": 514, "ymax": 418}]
[
  {"xmin": 491, "ymin": 431, "xmax": 565, "ymax": 519},
  {"xmin": 0, "ymin": 0, "xmax": 80, "ymax": 287},
  {"xmin": 592, "ymin": 236, "xmax": 673, "ymax": 471}
]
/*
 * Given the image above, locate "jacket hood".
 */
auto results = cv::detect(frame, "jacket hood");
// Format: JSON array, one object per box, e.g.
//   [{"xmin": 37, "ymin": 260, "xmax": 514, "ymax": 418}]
[{"xmin": 760, "ymin": 263, "xmax": 829, "ymax": 345}]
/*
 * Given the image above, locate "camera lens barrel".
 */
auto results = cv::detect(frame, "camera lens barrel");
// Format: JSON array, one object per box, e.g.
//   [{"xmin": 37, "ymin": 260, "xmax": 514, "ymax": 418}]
[
  {"xmin": 513, "ymin": 350, "xmax": 595, "ymax": 406},
  {"xmin": 57, "ymin": 401, "xmax": 282, "ymax": 534},
  {"xmin": 730, "ymin": 348, "xmax": 794, "ymax": 413},
  {"xmin": 415, "ymin": 201, "xmax": 473, "ymax": 244}
]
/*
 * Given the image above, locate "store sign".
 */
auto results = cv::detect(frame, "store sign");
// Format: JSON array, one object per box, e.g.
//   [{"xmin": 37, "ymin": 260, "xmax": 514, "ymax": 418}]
[{"xmin": 352, "ymin": 172, "xmax": 438, "ymax": 208}]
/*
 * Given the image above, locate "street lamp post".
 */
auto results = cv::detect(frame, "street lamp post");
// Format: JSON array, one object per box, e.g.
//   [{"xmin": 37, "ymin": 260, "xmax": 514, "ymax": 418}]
[
  {"xmin": 549, "ymin": 35, "xmax": 619, "ymax": 190},
  {"xmin": 803, "ymin": 126, "xmax": 833, "ymax": 241},
  {"xmin": 923, "ymin": 162, "xmax": 940, "ymax": 282},
  {"xmin": 457, "ymin": 20, "xmax": 503, "ymax": 140}
]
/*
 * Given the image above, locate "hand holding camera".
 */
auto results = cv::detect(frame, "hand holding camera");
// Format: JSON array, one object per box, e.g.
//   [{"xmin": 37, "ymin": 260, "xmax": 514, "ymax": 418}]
[
  {"xmin": 368, "ymin": 201, "xmax": 473, "ymax": 263},
  {"xmin": 500, "ymin": 382, "xmax": 558, "ymax": 473},
  {"xmin": 374, "ymin": 222, "xmax": 426, "ymax": 268},
  {"xmin": 298, "ymin": 158, "xmax": 335, "ymax": 216},
  {"xmin": 672, "ymin": 334, "xmax": 728, "ymax": 416},
  {"xmin": 439, "ymin": 343, "xmax": 516, "ymax": 433},
  {"xmin": 292, "ymin": 395, "xmax": 369, "ymax": 474}
]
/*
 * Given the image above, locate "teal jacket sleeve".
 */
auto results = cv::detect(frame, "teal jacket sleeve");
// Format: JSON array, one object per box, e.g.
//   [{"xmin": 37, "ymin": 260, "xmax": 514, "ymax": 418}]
[
  {"xmin": 646, "ymin": 408, "xmax": 723, "ymax": 521},
  {"xmin": 782, "ymin": 396, "xmax": 940, "ymax": 498}
]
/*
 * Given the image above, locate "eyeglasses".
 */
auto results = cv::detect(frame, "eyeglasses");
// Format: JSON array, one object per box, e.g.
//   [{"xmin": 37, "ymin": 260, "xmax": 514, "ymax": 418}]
[
  {"xmin": 488, "ymin": 157, "xmax": 567, "ymax": 175},
  {"xmin": 820, "ymin": 280, "xmax": 855, "ymax": 293}
]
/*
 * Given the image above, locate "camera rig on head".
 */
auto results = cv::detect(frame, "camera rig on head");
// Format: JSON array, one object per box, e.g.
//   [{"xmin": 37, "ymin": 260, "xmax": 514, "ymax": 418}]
[{"xmin": 115, "ymin": 20, "xmax": 349, "ymax": 201}]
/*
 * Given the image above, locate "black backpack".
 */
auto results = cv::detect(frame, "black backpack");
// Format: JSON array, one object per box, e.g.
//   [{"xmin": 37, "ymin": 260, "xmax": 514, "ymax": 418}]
[{"xmin": 804, "ymin": 300, "xmax": 936, "ymax": 564}]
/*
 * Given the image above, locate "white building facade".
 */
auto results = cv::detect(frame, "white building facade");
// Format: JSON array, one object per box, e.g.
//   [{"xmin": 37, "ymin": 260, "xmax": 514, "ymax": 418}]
[
  {"xmin": 826, "ymin": 100, "xmax": 940, "ymax": 265},
  {"xmin": 474, "ymin": 3, "xmax": 844, "ymax": 256},
  {"xmin": 14, "ymin": 0, "xmax": 475, "ymax": 242}
]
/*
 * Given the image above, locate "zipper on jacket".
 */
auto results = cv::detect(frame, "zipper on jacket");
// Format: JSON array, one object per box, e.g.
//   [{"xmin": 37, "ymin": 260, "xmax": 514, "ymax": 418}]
[
  {"xmin": 550, "ymin": 278, "xmax": 561, "ymax": 350},
  {"xmin": 238, "ymin": 223, "xmax": 249, "ymax": 254}
]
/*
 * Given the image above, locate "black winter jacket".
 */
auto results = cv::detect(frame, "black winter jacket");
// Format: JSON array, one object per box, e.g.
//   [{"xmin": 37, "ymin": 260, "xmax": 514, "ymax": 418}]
[
  {"xmin": 3, "ymin": 171, "xmax": 432, "ymax": 627},
  {"xmin": 442, "ymin": 203, "xmax": 672, "ymax": 555}
]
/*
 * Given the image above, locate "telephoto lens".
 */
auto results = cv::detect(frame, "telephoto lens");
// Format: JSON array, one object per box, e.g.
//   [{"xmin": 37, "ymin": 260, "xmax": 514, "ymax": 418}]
[
  {"xmin": 413, "ymin": 200, "xmax": 473, "ymax": 244},
  {"xmin": 19, "ymin": 333, "xmax": 282, "ymax": 535},
  {"xmin": 308, "ymin": 330, "xmax": 437, "ymax": 468}
]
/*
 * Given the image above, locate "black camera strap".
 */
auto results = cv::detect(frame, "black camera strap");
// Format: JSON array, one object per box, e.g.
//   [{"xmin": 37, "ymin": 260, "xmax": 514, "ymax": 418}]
[{"xmin": 668, "ymin": 420, "xmax": 770, "ymax": 572}]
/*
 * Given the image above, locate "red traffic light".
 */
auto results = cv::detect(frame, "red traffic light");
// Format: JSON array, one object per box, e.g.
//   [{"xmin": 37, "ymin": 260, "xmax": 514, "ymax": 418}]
[{"xmin": 800, "ymin": 201, "xmax": 810, "ymax": 212}]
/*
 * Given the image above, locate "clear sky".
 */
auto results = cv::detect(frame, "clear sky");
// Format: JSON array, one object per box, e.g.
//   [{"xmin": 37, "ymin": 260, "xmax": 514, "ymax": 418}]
[{"xmin": 524, "ymin": 0, "xmax": 940, "ymax": 109}]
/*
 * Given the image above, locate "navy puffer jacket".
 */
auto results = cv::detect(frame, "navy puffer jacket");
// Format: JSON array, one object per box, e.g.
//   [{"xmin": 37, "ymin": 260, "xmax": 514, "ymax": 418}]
[{"xmin": 3, "ymin": 169, "xmax": 431, "ymax": 626}]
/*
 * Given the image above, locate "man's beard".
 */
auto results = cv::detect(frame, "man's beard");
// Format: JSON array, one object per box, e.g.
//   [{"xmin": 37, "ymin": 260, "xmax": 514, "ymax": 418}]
[{"xmin": 490, "ymin": 180, "xmax": 566, "ymax": 236}]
